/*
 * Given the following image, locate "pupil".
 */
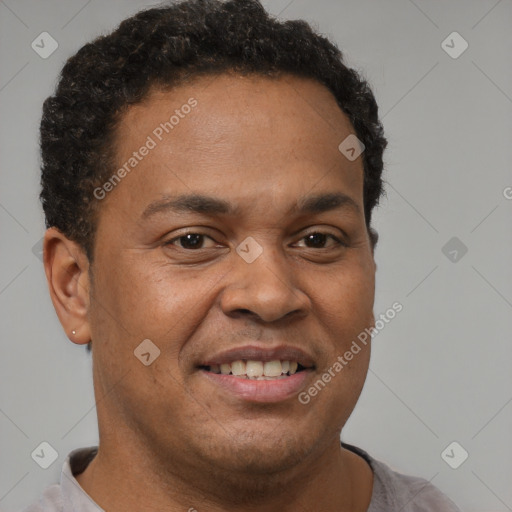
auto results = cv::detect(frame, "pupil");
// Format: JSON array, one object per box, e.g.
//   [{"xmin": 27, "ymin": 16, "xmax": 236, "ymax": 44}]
[
  {"xmin": 182, "ymin": 234, "xmax": 202, "ymax": 249},
  {"xmin": 306, "ymin": 233, "xmax": 327, "ymax": 248}
]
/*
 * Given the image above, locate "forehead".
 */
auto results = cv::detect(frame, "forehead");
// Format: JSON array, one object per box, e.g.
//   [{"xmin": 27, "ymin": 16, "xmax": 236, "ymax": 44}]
[{"xmin": 105, "ymin": 73, "xmax": 364, "ymax": 220}]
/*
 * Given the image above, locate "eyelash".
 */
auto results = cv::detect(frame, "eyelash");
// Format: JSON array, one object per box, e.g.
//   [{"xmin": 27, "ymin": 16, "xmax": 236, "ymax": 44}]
[{"xmin": 165, "ymin": 231, "xmax": 347, "ymax": 250}]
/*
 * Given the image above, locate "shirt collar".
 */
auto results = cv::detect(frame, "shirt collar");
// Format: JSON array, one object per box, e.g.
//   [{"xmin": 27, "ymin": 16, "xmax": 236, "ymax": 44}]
[{"xmin": 60, "ymin": 446, "xmax": 104, "ymax": 512}]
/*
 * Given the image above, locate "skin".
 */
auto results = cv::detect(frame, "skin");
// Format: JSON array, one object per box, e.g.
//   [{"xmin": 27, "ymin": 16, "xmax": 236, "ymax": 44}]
[{"xmin": 44, "ymin": 73, "xmax": 377, "ymax": 512}]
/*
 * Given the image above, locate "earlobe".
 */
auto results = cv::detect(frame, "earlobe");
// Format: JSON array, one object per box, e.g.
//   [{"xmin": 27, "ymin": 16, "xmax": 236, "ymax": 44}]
[{"xmin": 43, "ymin": 227, "xmax": 92, "ymax": 345}]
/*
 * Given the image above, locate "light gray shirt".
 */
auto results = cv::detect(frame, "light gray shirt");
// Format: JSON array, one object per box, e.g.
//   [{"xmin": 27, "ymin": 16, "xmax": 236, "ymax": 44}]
[{"xmin": 21, "ymin": 443, "xmax": 462, "ymax": 511}]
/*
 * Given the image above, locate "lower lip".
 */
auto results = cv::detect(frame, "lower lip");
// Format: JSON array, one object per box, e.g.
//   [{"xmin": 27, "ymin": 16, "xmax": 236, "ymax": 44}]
[{"xmin": 199, "ymin": 369, "xmax": 312, "ymax": 403}]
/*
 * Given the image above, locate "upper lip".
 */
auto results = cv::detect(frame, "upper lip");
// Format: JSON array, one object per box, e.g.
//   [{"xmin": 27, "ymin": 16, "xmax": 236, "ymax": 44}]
[{"xmin": 199, "ymin": 345, "xmax": 315, "ymax": 368}]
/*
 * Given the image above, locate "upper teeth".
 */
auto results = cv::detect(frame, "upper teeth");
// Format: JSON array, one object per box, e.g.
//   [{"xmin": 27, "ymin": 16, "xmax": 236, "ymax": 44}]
[{"xmin": 209, "ymin": 360, "xmax": 299, "ymax": 377}]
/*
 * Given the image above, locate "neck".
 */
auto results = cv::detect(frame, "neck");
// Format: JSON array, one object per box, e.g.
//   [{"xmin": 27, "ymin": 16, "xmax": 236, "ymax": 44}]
[{"xmin": 75, "ymin": 428, "xmax": 373, "ymax": 512}]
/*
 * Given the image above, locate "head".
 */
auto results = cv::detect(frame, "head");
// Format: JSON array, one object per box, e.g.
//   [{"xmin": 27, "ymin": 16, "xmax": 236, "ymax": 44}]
[{"xmin": 42, "ymin": 0, "xmax": 386, "ymax": 486}]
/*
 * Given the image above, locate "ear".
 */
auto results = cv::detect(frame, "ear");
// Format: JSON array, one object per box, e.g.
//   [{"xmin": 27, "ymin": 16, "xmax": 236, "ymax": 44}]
[
  {"xmin": 368, "ymin": 226, "xmax": 378, "ymax": 272},
  {"xmin": 368, "ymin": 226, "xmax": 378, "ymax": 251},
  {"xmin": 43, "ymin": 227, "xmax": 91, "ymax": 345}
]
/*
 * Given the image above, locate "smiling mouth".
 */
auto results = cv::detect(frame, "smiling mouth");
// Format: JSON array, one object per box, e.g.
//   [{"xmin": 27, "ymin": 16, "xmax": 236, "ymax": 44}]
[{"xmin": 199, "ymin": 360, "xmax": 311, "ymax": 380}]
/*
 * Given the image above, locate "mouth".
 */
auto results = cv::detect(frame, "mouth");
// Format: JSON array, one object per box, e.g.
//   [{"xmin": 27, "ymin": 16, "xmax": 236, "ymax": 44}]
[{"xmin": 196, "ymin": 346, "xmax": 316, "ymax": 403}]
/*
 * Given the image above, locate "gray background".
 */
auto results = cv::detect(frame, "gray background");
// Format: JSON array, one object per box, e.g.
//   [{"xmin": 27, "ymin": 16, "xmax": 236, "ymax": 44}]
[{"xmin": 1, "ymin": 0, "xmax": 511, "ymax": 510}]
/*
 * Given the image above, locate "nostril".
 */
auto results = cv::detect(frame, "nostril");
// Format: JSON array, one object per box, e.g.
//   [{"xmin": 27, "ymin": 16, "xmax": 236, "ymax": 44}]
[{"xmin": 235, "ymin": 309, "xmax": 256, "ymax": 317}]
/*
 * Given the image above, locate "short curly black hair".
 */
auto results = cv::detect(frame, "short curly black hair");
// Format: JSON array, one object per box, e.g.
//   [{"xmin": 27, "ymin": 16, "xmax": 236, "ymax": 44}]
[{"xmin": 40, "ymin": 0, "xmax": 387, "ymax": 262}]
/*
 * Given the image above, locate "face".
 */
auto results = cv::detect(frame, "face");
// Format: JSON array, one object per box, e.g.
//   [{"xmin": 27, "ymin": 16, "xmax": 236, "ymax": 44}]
[{"xmin": 87, "ymin": 73, "xmax": 376, "ymax": 476}]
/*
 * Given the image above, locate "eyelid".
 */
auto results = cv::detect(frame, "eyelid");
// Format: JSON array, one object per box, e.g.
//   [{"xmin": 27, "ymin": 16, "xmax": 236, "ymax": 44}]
[{"xmin": 297, "ymin": 224, "xmax": 349, "ymax": 241}]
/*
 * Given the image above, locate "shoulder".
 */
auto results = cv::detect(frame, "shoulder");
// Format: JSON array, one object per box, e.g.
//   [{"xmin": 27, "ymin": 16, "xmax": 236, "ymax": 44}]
[
  {"xmin": 19, "ymin": 483, "xmax": 64, "ymax": 512},
  {"xmin": 370, "ymin": 457, "xmax": 462, "ymax": 511},
  {"xmin": 342, "ymin": 443, "xmax": 462, "ymax": 512}
]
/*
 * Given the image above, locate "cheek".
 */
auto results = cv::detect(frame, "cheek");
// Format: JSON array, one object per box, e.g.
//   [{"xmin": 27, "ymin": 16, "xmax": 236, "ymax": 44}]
[
  {"xmin": 88, "ymin": 257, "xmax": 212, "ymax": 412},
  {"xmin": 316, "ymin": 257, "xmax": 375, "ymax": 335},
  {"xmin": 306, "ymin": 256, "xmax": 374, "ymax": 406},
  {"xmin": 90, "ymin": 255, "xmax": 224, "ymax": 380}
]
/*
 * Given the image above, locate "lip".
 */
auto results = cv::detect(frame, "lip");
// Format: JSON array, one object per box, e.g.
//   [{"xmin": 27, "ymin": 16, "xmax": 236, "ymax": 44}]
[
  {"xmin": 199, "ymin": 367, "xmax": 313, "ymax": 403},
  {"xmin": 198, "ymin": 344, "xmax": 316, "ymax": 367}
]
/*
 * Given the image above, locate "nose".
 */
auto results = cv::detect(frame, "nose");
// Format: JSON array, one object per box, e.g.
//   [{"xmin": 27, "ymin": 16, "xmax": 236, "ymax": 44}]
[{"xmin": 219, "ymin": 244, "xmax": 311, "ymax": 323}]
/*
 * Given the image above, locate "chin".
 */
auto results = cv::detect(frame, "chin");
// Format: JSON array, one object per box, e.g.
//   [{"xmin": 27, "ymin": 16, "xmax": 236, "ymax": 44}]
[{"xmin": 204, "ymin": 429, "xmax": 316, "ymax": 475}]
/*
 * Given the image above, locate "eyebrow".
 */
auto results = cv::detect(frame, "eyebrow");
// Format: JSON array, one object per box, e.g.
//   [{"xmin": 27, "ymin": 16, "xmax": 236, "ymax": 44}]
[{"xmin": 140, "ymin": 192, "xmax": 360, "ymax": 220}]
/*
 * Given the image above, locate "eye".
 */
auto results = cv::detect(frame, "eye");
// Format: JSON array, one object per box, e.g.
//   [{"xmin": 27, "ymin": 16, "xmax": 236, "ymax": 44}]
[
  {"xmin": 295, "ymin": 232, "xmax": 346, "ymax": 249},
  {"xmin": 165, "ymin": 232, "xmax": 218, "ymax": 250}
]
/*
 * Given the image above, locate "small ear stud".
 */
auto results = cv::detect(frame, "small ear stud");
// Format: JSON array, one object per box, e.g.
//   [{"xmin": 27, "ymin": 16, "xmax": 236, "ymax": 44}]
[{"xmin": 71, "ymin": 330, "xmax": 76, "ymax": 335}]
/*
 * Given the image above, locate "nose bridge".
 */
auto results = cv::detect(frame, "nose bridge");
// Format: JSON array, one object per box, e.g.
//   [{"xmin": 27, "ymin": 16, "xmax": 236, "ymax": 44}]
[{"xmin": 220, "ymin": 238, "xmax": 309, "ymax": 323}]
